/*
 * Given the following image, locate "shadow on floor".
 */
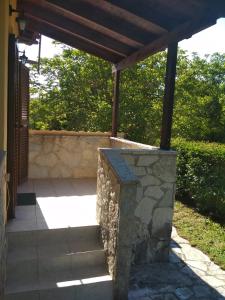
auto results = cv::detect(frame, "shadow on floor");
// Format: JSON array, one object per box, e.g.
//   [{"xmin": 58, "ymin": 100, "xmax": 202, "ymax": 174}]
[{"xmin": 129, "ymin": 239, "xmax": 225, "ymax": 300}]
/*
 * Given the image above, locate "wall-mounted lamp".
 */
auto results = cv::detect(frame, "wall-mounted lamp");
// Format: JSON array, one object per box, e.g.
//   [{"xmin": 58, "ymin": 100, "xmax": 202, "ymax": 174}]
[
  {"xmin": 19, "ymin": 50, "xmax": 28, "ymax": 64},
  {"xmin": 16, "ymin": 16, "xmax": 27, "ymax": 32},
  {"xmin": 9, "ymin": 5, "xmax": 27, "ymax": 32}
]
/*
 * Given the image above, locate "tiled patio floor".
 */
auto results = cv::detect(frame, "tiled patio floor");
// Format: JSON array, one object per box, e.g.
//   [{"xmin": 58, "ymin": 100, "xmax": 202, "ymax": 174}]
[
  {"xmin": 7, "ymin": 178, "xmax": 98, "ymax": 232},
  {"xmin": 6, "ymin": 179, "xmax": 225, "ymax": 299}
]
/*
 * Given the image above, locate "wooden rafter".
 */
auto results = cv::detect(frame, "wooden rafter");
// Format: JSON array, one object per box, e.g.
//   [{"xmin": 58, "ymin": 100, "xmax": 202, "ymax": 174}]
[
  {"xmin": 45, "ymin": 0, "xmax": 155, "ymax": 44},
  {"xmin": 22, "ymin": 1, "xmax": 138, "ymax": 56},
  {"xmin": 26, "ymin": 0, "xmax": 144, "ymax": 49},
  {"xmin": 83, "ymin": 0, "xmax": 168, "ymax": 35},
  {"xmin": 28, "ymin": 22, "xmax": 123, "ymax": 63},
  {"xmin": 113, "ymin": 15, "xmax": 217, "ymax": 72},
  {"xmin": 26, "ymin": 14, "xmax": 127, "ymax": 58}
]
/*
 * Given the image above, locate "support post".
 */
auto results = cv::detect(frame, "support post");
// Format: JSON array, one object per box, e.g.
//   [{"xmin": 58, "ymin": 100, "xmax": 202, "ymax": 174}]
[
  {"xmin": 160, "ymin": 42, "xmax": 178, "ymax": 150},
  {"xmin": 111, "ymin": 68, "xmax": 121, "ymax": 137}
]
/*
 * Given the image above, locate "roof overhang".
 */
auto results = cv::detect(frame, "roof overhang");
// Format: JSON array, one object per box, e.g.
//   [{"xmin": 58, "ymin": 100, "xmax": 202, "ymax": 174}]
[{"xmin": 16, "ymin": 0, "xmax": 224, "ymax": 71}]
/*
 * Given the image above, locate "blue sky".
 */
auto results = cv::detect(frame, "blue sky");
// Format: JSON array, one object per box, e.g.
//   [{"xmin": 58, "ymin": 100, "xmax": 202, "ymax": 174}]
[{"xmin": 19, "ymin": 18, "xmax": 225, "ymax": 61}]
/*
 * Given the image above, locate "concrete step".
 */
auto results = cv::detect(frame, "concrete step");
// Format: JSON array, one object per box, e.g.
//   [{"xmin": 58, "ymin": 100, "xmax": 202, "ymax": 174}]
[
  {"xmin": 5, "ymin": 278, "xmax": 113, "ymax": 300},
  {"xmin": 7, "ymin": 225, "xmax": 102, "ymax": 250},
  {"xmin": 5, "ymin": 226, "xmax": 113, "ymax": 300}
]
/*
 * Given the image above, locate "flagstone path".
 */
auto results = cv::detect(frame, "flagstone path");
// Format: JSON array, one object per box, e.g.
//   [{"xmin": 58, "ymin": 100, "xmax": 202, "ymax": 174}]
[{"xmin": 129, "ymin": 227, "xmax": 225, "ymax": 300}]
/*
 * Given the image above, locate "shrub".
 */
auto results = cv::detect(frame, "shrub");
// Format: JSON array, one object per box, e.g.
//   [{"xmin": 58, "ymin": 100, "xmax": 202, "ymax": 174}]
[{"xmin": 172, "ymin": 138, "xmax": 225, "ymax": 223}]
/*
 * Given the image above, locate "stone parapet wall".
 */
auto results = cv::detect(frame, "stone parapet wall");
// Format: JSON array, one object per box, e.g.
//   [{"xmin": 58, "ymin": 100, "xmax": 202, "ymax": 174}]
[
  {"xmin": 0, "ymin": 151, "xmax": 7, "ymax": 297},
  {"xmin": 121, "ymin": 149, "xmax": 176, "ymax": 263},
  {"xmin": 99, "ymin": 138, "xmax": 177, "ymax": 264},
  {"xmin": 97, "ymin": 149, "xmax": 138, "ymax": 299},
  {"xmin": 29, "ymin": 130, "xmax": 111, "ymax": 178}
]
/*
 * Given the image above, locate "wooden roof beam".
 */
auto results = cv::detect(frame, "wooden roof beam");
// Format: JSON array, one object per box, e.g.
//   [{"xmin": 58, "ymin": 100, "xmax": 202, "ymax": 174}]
[
  {"xmin": 113, "ymin": 15, "xmax": 217, "ymax": 72},
  {"xmin": 45, "ymin": 0, "xmax": 148, "ymax": 46},
  {"xmin": 28, "ymin": 21, "xmax": 123, "ymax": 63},
  {"xmin": 83, "ymin": 0, "xmax": 168, "ymax": 35},
  {"xmin": 25, "ymin": 0, "xmax": 144, "ymax": 49},
  {"xmin": 25, "ymin": 14, "xmax": 127, "ymax": 58},
  {"xmin": 22, "ymin": 2, "xmax": 136, "ymax": 57}
]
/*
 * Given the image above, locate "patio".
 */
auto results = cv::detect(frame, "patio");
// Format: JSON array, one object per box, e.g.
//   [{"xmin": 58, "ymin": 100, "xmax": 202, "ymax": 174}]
[
  {"xmin": 5, "ymin": 178, "xmax": 225, "ymax": 300},
  {"xmin": 1, "ymin": 1, "xmax": 224, "ymax": 299},
  {"xmin": 5, "ymin": 178, "xmax": 113, "ymax": 300}
]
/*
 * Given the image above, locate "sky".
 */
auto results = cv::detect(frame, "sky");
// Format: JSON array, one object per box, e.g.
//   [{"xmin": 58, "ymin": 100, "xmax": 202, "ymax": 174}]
[{"xmin": 18, "ymin": 18, "xmax": 225, "ymax": 62}]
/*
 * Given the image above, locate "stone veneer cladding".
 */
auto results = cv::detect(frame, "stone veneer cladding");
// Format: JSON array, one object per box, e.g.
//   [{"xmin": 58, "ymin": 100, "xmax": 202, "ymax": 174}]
[
  {"xmin": 97, "ymin": 149, "xmax": 138, "ymax": 299},
  {"xmin": 0, "ymin": 151, "xmax": 7, "ymax": 297},
  {"xmin": 110, "ymin": 138, "xmax": 177, "ymax": 263},
  {"xmin": 29, "ymin": 130, "xmax": 112, "ymax": 178}
]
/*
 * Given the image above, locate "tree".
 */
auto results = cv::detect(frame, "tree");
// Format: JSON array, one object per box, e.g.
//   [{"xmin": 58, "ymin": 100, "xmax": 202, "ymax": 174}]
[{"xmin": 30, "ymin": 46, "xmax": 225, "ymax": 144}]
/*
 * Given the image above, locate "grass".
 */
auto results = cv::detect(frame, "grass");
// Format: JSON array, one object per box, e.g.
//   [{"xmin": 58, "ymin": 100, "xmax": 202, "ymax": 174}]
[{"xmin": 173, "ymin": 201, "xmax": 225, "ymax": 270}]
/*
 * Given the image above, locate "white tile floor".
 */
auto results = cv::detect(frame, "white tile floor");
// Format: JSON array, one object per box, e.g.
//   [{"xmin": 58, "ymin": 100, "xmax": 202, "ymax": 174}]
[{"xmin": 7, "ymin": 178, "xmax": 98, "ymax": 232}]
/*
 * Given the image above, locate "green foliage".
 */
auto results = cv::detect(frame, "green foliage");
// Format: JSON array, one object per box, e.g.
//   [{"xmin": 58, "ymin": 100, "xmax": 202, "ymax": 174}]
[
  {"xmin": 30, "ymin": 48, "xmax": 225, "ymax": 144},
  {"xmin": 172, "ymin": 138, "xmax": 225, "ymax": 223},
  {"xmin": 174, "ymin": 201, "xmax": 225, "ymax": 269}
]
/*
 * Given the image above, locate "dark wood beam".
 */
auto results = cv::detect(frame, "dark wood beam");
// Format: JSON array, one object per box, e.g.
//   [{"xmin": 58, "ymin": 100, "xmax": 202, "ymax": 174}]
[
  {"xmin": 84, "ymin": 0, "xmax": 167, "ymax": 35},
  {"xmin": 107, "ymin": 0, "xmax": 187, "ymax": 30},
  {"xmin": 160, "ymin": 43, "xmax": 178, "ymax": 150},
  {"xmin": 23, "ymin": 2, "xmax": 136, "ymax": 57},
  {"xmin": 46, "ymin": 0, "xmax": 154, "ymax": 45},
  {"xmin": 28, "ymin": 21, "xmax": 123, "ymax": 63},
  {"xmin": 26, "ymin": 0, "xmax": 143, "ymax": 49},
  {"xmin": 26, "ymin": 14, "xmax": 127, "ymax": 58},
  {"xmin": 111, "ymin": 69, "xmax": 121, "ymax": 137},
  {"xmin": 113, "ymin": 15, "xmax": 217, "ymax": 72}
]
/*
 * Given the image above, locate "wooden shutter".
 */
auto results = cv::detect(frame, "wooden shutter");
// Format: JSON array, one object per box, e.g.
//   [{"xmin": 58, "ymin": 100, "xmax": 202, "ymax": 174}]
[
  {"xmin": 18, "ymin": 63, "xmax": 29, "ymax": 184},
  {"xmin": 7, "ymin": 34, "xmax": 20, "ymax": 219}
]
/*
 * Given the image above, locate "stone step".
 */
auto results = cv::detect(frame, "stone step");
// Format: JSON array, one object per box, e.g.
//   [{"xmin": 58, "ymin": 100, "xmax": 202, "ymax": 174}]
[
  {"xmin": 5, "ymin": 276, "xmax": 113, "ymax": 300},
  {"xmin": 7, "ymin": 225, "xmax": 101, "ymax": 250},
  {"xmin": 6, "ymin": 249, "xmax": 106, "ymax": 284},
  {"xmin": 5, "ymin": 225, "xmax": 113, "ymax": 300}
]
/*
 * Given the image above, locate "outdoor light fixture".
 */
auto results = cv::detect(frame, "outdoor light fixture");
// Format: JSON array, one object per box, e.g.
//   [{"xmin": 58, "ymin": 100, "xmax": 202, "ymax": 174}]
[
  {"xmin": 9, "ymin": 5, "xmax": 27, "ymax": 32},
  {"xmin": 19, "ymin": 50, "xmax": 28, "ymax": 64},
  {"xmin": 16, "ymin": 16, "xmax": 27, "ymax": 32}
]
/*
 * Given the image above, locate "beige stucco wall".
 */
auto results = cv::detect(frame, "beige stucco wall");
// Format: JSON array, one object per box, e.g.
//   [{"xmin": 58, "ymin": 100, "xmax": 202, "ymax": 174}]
[
  {"xmin": 0, "ymin": 0, "xmax": 18, "ymax": 150},
  {"xmin": 29, "ymin": 130, "xmax": 112, "ymax": 178},
  {"xmin": 0, "ymin": 1, "xmax": 18, "ymax": 297},
  {"xmin": 0, "ymin": 0, "xmax": 9, "ymax": 150}
]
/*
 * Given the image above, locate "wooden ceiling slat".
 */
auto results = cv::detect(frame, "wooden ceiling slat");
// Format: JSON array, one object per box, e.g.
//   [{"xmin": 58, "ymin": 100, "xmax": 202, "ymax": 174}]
[
  {"xmin": 25, "ymin": 0, "xmax": 143, "ymax": 49},
  {"xmin": 113, "ymin": 15, "xmax": 217, "ymax": 72},
  {"xmin": 46, "ymin": 0, "xmax": 157, "ymax": 44},
  {"xmin": 28, "ymin": 22, "xmax": 123, "ymax": 63},
  {"xmin": 107, "ymin": 0, "xmax": 190, "ymax": 30},
  {"xmin": 83, "ymin": 0, "xmax": 167, "ymax": 35},
  {"xmin": 27, "ymin": 15, "xmax": 127, "ymax": 58},
  {"xmin": 23, "ymin": 3, "xmax": 134, "ymax": 57},
  {"xmin": 18, "ymin": 0, "xmax": 222, "ymax": 68}
]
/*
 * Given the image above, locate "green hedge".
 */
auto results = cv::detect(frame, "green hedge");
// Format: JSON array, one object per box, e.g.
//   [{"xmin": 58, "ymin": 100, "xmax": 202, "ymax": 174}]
[{"xmin": 172, "ymin": 138, "xmax": 225, "ymax": 223}]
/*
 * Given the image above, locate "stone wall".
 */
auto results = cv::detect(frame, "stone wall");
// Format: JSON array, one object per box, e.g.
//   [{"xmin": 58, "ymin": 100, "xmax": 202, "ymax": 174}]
[
  {"xmin": 29, "ymin": 130, "xmax": 111, "ymax": 178},
  {"xmin": 0, "ymin": 151, "xmax": 7, "ymax": 297},
  {"xmin": 102, "ymin": 138, "xmax": 177, "ymax": 264},
  {"xmin": 97, "ymin": 149, "xmax": 138, "ymax": 299}
]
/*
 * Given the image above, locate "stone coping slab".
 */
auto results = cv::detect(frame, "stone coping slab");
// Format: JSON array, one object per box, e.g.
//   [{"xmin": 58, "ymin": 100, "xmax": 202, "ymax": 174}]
[
  {"xmin": 99, "ymin": 148, "xmax": 139, "ymax": 185},
  {"xmin": 30, "ymin": 130, "xmax": 113, "ymax": 136},
  {"xmin": 110, "ymin": 137, "xmax": 177, "ymax": 156}
]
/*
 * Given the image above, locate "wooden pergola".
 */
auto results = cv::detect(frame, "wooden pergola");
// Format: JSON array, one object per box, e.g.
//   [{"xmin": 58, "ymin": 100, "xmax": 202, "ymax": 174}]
[{"xmin": 17, "ymin": 0, "xmax": 224, "ymax": 149}]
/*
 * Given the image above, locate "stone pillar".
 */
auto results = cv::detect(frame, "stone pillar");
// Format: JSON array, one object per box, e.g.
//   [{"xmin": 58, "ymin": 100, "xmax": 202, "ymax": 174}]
[{"xmin": 121, "ymin": 150, "xmax": 177, "ymax": 264}]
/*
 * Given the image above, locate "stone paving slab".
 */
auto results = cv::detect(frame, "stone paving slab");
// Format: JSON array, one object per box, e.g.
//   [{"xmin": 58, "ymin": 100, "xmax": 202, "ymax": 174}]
[{"xmin": 129, "ymin": 227, "xmax": 225, "ymax": 300}]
